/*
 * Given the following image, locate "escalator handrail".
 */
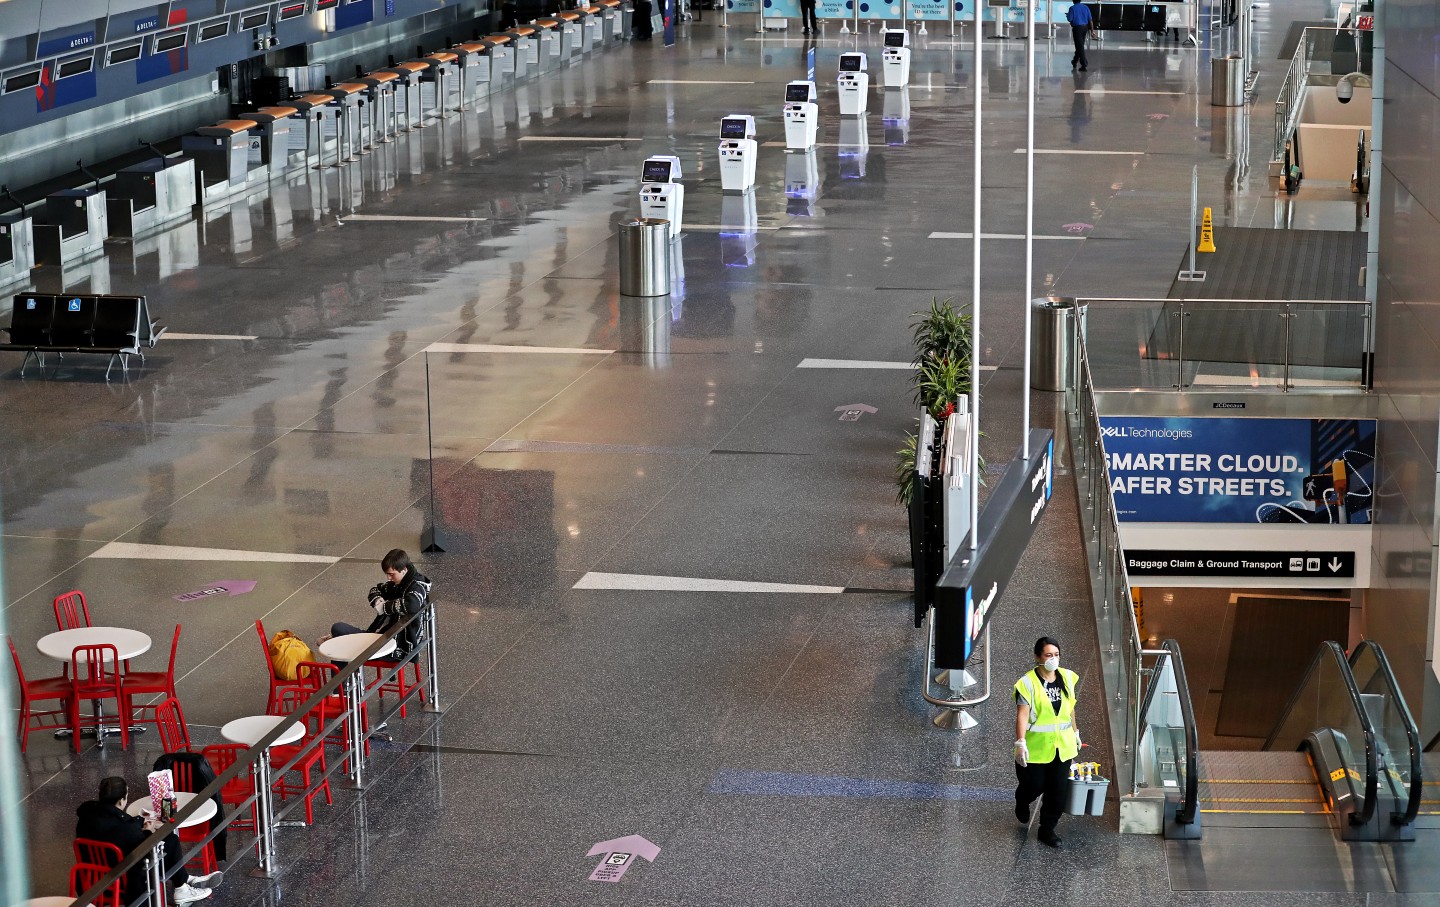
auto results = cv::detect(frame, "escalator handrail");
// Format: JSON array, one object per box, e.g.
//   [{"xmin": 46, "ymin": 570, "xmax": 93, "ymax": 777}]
[
  {"xmin": 1161, "ymin": 639, "xmax": 1201, "ymax": 825},
  {"xmin": 1429, "ymin": 728, "xmax": 1440, "ymax": 753},
  {"xmin": 1349, "ymin": 640, "xmax": 1423, "ymax": 826},
  {"xmin": 1134, "ymin": 650, "xmax": 1170, "ymax": 743},
  {"xmin": 1263, "ymin": 640, "xmax": 1378, "ymax": 828}
]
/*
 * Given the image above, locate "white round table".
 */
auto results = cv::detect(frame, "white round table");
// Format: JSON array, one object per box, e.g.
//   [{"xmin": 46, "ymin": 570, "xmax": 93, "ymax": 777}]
[
  {"xmin": 20, "ymin": 898, "xmax": 82, "ymax": 907},
  {"xmin": 319, "ymin": 632, "xmax": 396, "ymax": 662},
  {"xmin": 36, "ymin": 626, "xmax": 152, "ymax": 663},
  {"xmin": 127, "ymin": 789, "xmax": 218, "ymax": 830},
  {"xmin": 221, "ymin": 715, "xmax": 305, "ymax": 748}
]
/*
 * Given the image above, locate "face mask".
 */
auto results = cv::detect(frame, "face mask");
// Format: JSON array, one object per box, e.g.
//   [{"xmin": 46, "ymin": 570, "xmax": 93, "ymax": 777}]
[{"xmin": 1042, "ymin": 656, "xmax": 1060, "ymax": 672}]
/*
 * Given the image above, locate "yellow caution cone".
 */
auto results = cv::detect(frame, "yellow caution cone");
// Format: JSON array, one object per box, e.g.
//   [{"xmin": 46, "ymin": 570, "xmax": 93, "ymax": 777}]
[{"xmin": 1197, "ymin": 207, "xmax": 1217, "ymax": 253}]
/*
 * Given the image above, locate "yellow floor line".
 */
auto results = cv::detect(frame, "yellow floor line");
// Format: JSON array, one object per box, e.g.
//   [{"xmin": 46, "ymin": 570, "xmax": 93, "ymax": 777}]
[
  {"xmin": 1200, "ymin": 797, "xmax": 1325, "ymax": 804},
  {"xmin": 1201, "ymin": 779, "xmax": 1316, "ymax": 784}
]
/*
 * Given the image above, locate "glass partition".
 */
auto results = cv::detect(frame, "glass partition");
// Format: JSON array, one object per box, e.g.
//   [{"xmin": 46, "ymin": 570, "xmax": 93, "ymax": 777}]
[
  {"xmin": 1349, "ymin": 641, "xmax": 1422, "ymax": 824},
  {"xmin": 0, "ymin": 534, "xmax": 27, "ymax": 906},
  {"xmin": 1135, "ymin": 641, "xmax": 1199, "ymax": 818}
]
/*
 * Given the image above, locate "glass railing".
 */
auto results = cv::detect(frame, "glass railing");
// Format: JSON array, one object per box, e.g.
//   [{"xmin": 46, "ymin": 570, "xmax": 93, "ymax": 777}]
[
  {"xmin": 1064, "ymin": 299, "xmax": 1145, "ymax": 795},
  {"xmin": 0, "ymin": 535, "xmax": 27, "ymax": 907},
  {"xmin": 1349, "ymin": 641, "xmax": 1423, "ymax": 826},
  {"xmin": 1080, "ymin": 297, "xmax": 1369, "ymax": 392},
  {"xmin": 1134, "ymin": 640, "xmax": 1200, "ymax": 822},
  {"xmin": 1264, "ymin": 640, "xmax": 1378, "ymax": 829},
  {"xmin": 1275, "ymin": 25, "xmax": 1373, "ymax": 163}
]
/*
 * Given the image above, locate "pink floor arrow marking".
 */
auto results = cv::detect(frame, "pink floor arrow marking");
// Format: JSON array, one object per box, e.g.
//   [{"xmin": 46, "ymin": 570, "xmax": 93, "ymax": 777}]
[
  {"xmin": 587, "ymin": 835, "xmax": 660, "ymax": 883},
  {"xmin": 173, "ymin": 580, "xmax": 258, "ymax": 602},
  {"xmin": 1062, "ymin": 222, "xmax": 1094, "ymax": 234}
]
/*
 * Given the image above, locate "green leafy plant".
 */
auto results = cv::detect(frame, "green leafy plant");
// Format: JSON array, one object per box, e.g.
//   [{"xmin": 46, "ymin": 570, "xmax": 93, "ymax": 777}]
[
  {"xmin": 913, "ymin": 353, "xmax": 967, "ymax": 419},
  {"xmin": 910, "ymin": 297, "xmax": 973, "ymax": 371},
  {"xmin": 895, "ymin": 432, "xmax": 919, "ymax": 507}
]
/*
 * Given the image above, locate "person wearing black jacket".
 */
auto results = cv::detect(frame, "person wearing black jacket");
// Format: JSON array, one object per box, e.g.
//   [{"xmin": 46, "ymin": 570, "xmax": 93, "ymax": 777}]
[
  {"xmin": 152, "ymin": 751, "xmax": 228, "ymax": 862},
  {"xmin": 75, "ymin": 777, "xmax": 222, "ymax": 906},
  {"xmin": 323, "ymin": 549, "xmax": 433, "ymax": 663}
]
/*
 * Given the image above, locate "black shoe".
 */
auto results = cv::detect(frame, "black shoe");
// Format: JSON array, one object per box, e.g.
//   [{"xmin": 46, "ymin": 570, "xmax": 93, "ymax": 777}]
[
  {"xmin": 1080, "ymin": 66, "xmax": 1088, "ymax": 72},
  {"xmin": 1038, "ymin": 829, "xmax": 1062, "ymax": 848},
  {"xmin": 1016, "ymin": 802, "xmax": 1031, "ymax": 825}
]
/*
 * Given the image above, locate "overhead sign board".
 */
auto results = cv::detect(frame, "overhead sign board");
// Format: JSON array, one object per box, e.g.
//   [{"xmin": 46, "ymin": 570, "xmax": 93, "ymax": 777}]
[
  {"xmin": 1126, "ymin": 549, "xmax": 1355, "ymax": 578},
  {"xmin": 933, "ymin": 429, "xmax": 1054, "ymax": 668}
]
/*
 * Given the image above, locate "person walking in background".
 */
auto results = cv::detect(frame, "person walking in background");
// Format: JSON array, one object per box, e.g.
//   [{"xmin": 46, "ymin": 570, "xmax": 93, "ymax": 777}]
[
  {"xmin": 1014, "ymin": 637, "xmax": 1082, "ymax": 848},
  {"xmin": 800, "ymin": 0, "xmax": 819, "ymax": 35},
  {"xmin": 1067, "ymin": 0, "xmax": 1092, "ymax": 71}
]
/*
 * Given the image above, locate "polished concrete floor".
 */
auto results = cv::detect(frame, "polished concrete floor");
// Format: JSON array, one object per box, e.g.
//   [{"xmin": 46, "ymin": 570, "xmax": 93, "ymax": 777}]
[{"xmin": 8, "ymin": 4, "xmax": 1433, "ymax": 905}]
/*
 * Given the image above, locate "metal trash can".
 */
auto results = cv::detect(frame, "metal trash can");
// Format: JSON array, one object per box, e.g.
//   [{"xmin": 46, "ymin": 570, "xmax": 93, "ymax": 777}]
[
  {"xmin": 1211, "ymin": 54, "xmax": 1244, "ymax": 107},
  {"xmin": 1030, "ymin": 296, "xmax": 1086, "ymax": 392},
  {"xmin": 618, "ymin": 217, "xmax": 671, "ymax": 296}
]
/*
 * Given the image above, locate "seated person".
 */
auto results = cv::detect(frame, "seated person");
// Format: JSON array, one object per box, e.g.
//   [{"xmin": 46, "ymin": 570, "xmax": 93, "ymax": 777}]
[
  {"xmin": 322, "ymin": 548, "xmax": 432, "ymax": 663},
  {"xmin": 75, "ymin": 776, "xmax": 222, "ymax": 906}
]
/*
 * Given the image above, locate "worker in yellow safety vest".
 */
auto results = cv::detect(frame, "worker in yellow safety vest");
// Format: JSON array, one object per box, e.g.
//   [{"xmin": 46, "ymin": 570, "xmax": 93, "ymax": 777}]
[{"xmin": 1014, "ymin": 636, "xmax": 1081, "ymax": 848}]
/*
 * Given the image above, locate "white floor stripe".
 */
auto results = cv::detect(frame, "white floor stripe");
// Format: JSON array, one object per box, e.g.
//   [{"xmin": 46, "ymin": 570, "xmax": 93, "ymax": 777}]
[
  {"xmin": 928, "ymin": 231, "xmax": 1085, "ymax": 240},
  {"xmin": 762, "ymin": 141, "xmax": 852, "ymax": 148},
  {"xmin": 342, "ymin": 214, "xmax": 487, "ymax": 223},
  {"xmin": 91, "ymin": 542, "xmax": 340, "ymax": 563},
  {"xmin": 1014, "ymin": 148, "xmax": 1146, "ymax": 155},
  {"xmin": 682, "ymin": 224, "xmax": 783, "ymax": 232},
  {"xmin": 575, "ymin": 572, "xmax": 844, "ymax": 594},
  {"xmin": 799, "ymin": 358, "xmax": 913, "ymax": 370},
  {"xmin": 163, "ymin": 333, "xmax": 260, "ymax": 341},
  {"xmin": 1073, "ymin": 89, "xmax": 1188, "ymax": 96},
  {"xmin": 518, "ymin": 136, "xmax": 643, "ymax": 142},
  {"xmin": 649, "ymin": 79, "xmax": 756, "ymax": 84},
  {"xmin": 423, "ymin": 342, "xmax": 614, "ymax": 355}
]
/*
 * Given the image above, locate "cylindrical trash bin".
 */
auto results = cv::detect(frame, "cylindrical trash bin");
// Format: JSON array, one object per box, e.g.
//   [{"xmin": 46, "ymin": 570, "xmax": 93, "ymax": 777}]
[
  {"xmin": 618, "ymin": 217, "xmax": 671, "ymax": 296},
  {"xmin": 1067, "ymin": 777, "xmax": 1110, "ymax": 816},
  {"xmin": 1030, "ymin": 296, "xmax": 1086, "ymax": 392},
  {"xmin": 1211, "ymin": 54, "xmax": 1244, "ymax": 107}
]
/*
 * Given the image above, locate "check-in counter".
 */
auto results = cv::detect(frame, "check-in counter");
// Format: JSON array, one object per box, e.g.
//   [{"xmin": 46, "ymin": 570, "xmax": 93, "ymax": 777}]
[
  {"xmin": 245, "ymin": 106, "xmax": 299, "ymax": 172},
  {"xmin": 350, "ymin": 73, "xmax": 400, "ymax": 145},
  {"xmin": 106, "ymin": 157, "xmax": 196, "ymax": 238},
  {"xmin": 452, "ymin": 42, "xmax": 494, "ymax": 102},
  {"xmin": 317, "ymin": 83, "xmax": 367, "ymax": 163},
  {"xmin": 530, "ymin": 20, "xmax": 564, "ymax": 70},
  {"xmin": 580, "ymin": 6, "xmax": 605, "ymax": 49},
  {"xmin": 555, "ymin": 12, "xmax": 584, "ymax": 57},
  {"xmin": 422, "ymin": 52, "xmax": 462, "ymax": 114},
  {"xmin": 0, "ymin": 210, "xmax": 36, "ymax": 286},
  {"xmin": 379, "ymin": 61, "xmax": 430, "ymax": 131},
  {"xmin": 502, "ymin": 27, "xmax": 539, "ymax": 81},
  {"xmin": 285, "ymin": 93, "xmax": 341, "ymax": 161},
  {"xmin": 599, "ymin": 0, "xmax": 627, "ymax": 41},
  {"xmin": 34, "ymin": 186, "xmax": 108, "ymax": 266},
  {"xmin": 181, "ymin": 120, "xmax": 257, "ymax": 204}
]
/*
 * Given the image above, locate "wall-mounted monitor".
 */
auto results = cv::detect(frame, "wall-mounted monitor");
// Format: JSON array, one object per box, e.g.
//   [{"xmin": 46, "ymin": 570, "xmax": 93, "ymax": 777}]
[
  {"xmin": 106, "ymin": 40, "xmax": 144, "ymax": 65},
  {"xmin": 241, "ymin": 9, "xmax": 272, "ymax": 30},
  {"xmin": 315, "ymin": 0, "xmax": 340, "ymax": 9},
  {"xmin": 642, "ymin": 159, "xmax": 672, "ymax": 182},
  {"xmin": 2, "ymin": 69, "xmax": 42, "ymax": 94},
  {"xmin": 152, "ymin": 30, "xmax": 188, "ymax": 53},
  {"xmin": 55, "ymin": 52, "xmax": 94, "ymax": 79},
  {"xmin": 720, "ymin": 118, "xmax": 747, "ymax": 139},
  {"xmin": 199, "ymin": 20, "xmax": 232, "ymax": 42},
  {"xmin": 785, "ymin": 83, "xmax": 810, "ymax": 102},
  {"xmin": 279, "ymin": 3, "xmax": 308, "ymax": 20}
]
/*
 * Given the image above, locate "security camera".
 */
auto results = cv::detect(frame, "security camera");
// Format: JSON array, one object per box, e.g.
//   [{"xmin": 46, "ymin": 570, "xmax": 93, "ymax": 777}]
[{"xmin": 1336, "ymin": 80, "xmax": 1353, "ymax": 104}]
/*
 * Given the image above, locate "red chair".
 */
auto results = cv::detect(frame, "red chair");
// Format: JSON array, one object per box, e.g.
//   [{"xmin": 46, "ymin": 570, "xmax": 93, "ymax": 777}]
[
  {"xmin": 297, "ymin": 661, "xmax": 369, "ymax": 760},
  {"xmin": 201, "ymin": 743, "xmax": 257, "ymax": 832},
  {"xmin": 8, "ymin": 636, "xmax": 71, "ymax": 752},
  {"xmin": 74, "ymin": 839, "xmax": 125, "ymax": 905},
  {"xmin": 166, "ymin": 759, "xmax": 219, "ymax": 874},
  {"xmin": 53, "ymin": 590, "xmax": 93, "ymax": 630},
  {"xmin": 256, "ymin": 620, "xmax": 305, "ymax": 715},
  {"xmin": 71, "ymin": 860, "xmax": 123, "ymax": 907},
  {"xmin": 68, "ymin": 644, "xmax": 128, "ymax": 754},
  {"xmin": 154, "ymin": 696, "xmax": 192, "ymax": 753},
  {"xmin": 270, "ymin": 688, "xmax": 333, "ymax": 824},
  {"xmin": 368, "ymin": 658, "xmax": 425, "ymax": 718},
  {"xmin": 123, "ymin": 624, "xmax": 181, "ymax": 729}
]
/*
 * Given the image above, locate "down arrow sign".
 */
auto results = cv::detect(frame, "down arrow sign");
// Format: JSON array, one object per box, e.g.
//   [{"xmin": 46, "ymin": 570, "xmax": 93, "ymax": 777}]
[{"xmin": 1328, "ymin": 558, "xmax": 1343, "ymax": 573}]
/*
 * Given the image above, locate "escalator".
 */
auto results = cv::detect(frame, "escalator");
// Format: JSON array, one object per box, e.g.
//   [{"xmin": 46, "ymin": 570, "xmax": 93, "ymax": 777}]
[{"xmin": 1137, "ymin": 639, "xmax": 1421, "ymax": 842}]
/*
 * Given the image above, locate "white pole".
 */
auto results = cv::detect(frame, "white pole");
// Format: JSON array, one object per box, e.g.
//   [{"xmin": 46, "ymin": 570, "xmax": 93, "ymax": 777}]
[
  {"xmin": 1022, "ymin": 0, "xmax": 1035, "ymax": 462},
  {"xmin": 970, "ymin": 0, "xmax": 982, "ymax": 550},
  {"xmin": 1364, "ymin": 1, "xmax": 1383, "ymax": 386}
]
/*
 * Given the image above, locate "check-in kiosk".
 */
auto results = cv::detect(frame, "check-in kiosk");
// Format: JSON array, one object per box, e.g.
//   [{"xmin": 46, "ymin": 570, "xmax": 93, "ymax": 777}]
[
  {"xmin": 639, "ymin": 155, "xmax": 684, "ymax": 239},
  {"xmin": 596, "ymin": 0, "xmax": 622, "ymax": 41},
  {"xmin": 783, "ymin": 81, "xmax": 820, "ymax": 151},
  {"xmin": 34, "ymin": 186, "xmax": 108, "ymax": 266},
  {"xmin": 531, "ymin": 20, "xmax": 564, "ymax": 68},
  {"xmin": 838, "ymin": 116, "xmax": 870, "ymax": 179},
  {"xmin": 0, "ymin": 208, "xmax": 36, "ymax": 287},
  {"xmin": 245, "ymin": 106, "xmax": 300, "ymax": 170},
  {"xmin": 504, "ymin": 28, "xmax": 539, "ymax": 79},
  {"xmin": 556, "ymin": 12, "xmax": 584, "ymax": 57},
  {"xmin": 106, "ymin": 157, "xmax": 197, "ymax": 239},
  {"xmin": 717, "ymin": 115, "xmax": 758, "ymax": 193},
  {"xmin": 582, "ymin": 6, "xmax": 605, "ymax": 50},
  {"xmin": 838, "ymin": 53, "xmax": 870, "ymax": 117},
  {"xmin": 485, "ymin": 34, "xmax": 519, "ymax": 84},
  {"xmin": 883, "ymin": 88, "xmax": 911, "ymax": 144},
  {"xmin": 785, "ymin": 149, "xmax": 820, "ymax": 216},
  {"xmin": 606, "ymin": 0, "xmax": 632, "ymax": 40},
  {"xmin": 881, "ymin": 29, "xmax": 911, "ymax": 88},
  {"xmin": 452, "ymin": 42, "xmax": 494, "ymax": 102},
  {"xmin": 182, "ymin": 120, "xmax": 258, "ymax": 202}
]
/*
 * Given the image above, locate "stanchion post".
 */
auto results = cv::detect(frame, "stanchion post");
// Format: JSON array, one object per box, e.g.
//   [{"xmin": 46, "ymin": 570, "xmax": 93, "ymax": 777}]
[
  {"xmin": 249, "ymin": 758, "xmax": 278, "ymax": 877},
  {"xmin": 346, "ymin": 671, "xmax": 368, "ymax": 787},
  {"xmin": 423, "ymin": 603, "xmax": 444, "ymax": 712}
]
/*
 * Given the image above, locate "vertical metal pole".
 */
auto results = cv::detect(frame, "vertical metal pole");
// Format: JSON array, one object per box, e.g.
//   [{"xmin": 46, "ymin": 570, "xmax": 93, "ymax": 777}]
[
  {"xmin": 969, "ymin": 0, "xmax": 982, "ymax": 552},
  {"xmin": 1175, "ymin": 304, "xmax": 1187, "ymax": 389},
  {"xmin": 1187, "ymin": 165, "xmax": 1199, "ymax": 275},
  {"xmin": 1363, "ymin": 0, "xmax": 1383, "ymax": 388},
  {"xmin": 147, "ymin": 849, "xmax": 166, "ymax": 907},
  {"xmin": 423, "ymin": 602, "xmax": 443, "ymax": 712},
  {"xmin": 1022, "ymin": 0, "xmax": 1035, "ymax": 462},
  {"xmin": 249, "ymin": 757, "xmax": 277, "ymax": 876},
  {"xmin": 1281, "ymin": 306, "xmax": 1293, "ymax": 392},
  {"xmin": 347, "ymin": 671, "xmax": 367, "ymax": 785}
]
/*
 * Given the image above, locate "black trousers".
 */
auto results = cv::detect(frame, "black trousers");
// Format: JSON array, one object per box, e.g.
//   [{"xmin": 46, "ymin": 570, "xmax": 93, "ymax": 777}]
[
  {"xmin": 1071, "ymin": 25, "xmax": 1089, "ymax": 69},
  {"xmin": 1016, "ymin": 756, "xmax": 1072, "ymax": 833},
  {"xmin": 800, "ymin": 0, "xmax": 818, "ymax": 31}
]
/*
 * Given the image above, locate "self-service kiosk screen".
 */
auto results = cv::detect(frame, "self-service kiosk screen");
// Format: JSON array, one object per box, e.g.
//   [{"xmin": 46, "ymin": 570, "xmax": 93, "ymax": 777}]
[
  {"xmin": 642, "ymin": 160, "xmax": 672, "ymax": 182},
  {"xmin": 839, "ymin": 56, "xmax": 862, "ymax": 71},
  {"xmin": 883, "ymin": 31, "xmax": 905, "ymax": 47},
  {"xmin": 785, "ymin": 84, "xmax": 810, "ymax": 102},
  {"xmin": 720, "ymin": 119, "xmax": 747, "ymax": 138}
]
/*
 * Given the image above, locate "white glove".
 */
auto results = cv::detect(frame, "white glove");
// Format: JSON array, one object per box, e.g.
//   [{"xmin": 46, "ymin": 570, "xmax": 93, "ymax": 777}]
[
  {"xmin": 370, "ymin": 593, "xmax": 387, "ymax": 616},
  {"xmin": 1075, "ymin": 729, "xmax": 1083, "ymax": 749},
  {"xmin": 1014, "ymin": 739, "xmax": 1029, "ymax": 767}
]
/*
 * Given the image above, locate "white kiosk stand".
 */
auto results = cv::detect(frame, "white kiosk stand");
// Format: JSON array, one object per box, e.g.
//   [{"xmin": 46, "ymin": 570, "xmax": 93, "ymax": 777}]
[
  {"xmin": 639, "ymin": 155, "xmax": 684, "ymax": 239},
  {"xmin": 837, "ymin": 52, "xmax": 869, "ymax": 117},
  {"xmin": 881, "ymin": 28, "xmax": 911, "ymax": 88},
  {"xmin": 782, "ymin": 81, "xmax": 819, "ymax": 151},
  {"xmin": 717, "ymin": 115, "xmax": 758, "ymax": 193}
]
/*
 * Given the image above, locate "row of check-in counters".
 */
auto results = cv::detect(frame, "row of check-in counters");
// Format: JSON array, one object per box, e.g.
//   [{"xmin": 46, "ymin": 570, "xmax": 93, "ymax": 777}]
[{"xmin": 0, "ymin": 1, "xmax": 631, "ymax": 289}]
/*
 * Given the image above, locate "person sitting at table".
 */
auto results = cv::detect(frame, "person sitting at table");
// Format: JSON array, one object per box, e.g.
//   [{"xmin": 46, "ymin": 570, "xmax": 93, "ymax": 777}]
[
  {"xmin": 75, "ymin": 776, "xmax": 223, "ymax": 906},
  {"xmin": 321, "ymin": 548, "xmax": 432, "ymax": 663}
]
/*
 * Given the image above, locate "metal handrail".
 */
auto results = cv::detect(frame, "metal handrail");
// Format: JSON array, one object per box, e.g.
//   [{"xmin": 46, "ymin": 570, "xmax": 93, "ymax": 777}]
[
  {"xmin": 1273, "ymin": 33, "xmax": 1309, "ymax": 164},
  {"xmin": 1349, "ymin": 640, "xmax": 1423, "ymax": 826},
  {"xmin": 1263, "ymin": 640, "xmax": 1379, "ymax": 829},
  {"xmin": 1160, "ymin": 640, "xmax": 1201, "ymax": 826},
  {"xmin": 70, "ymin": 604, "xmax": 439, "ymax": 907}
]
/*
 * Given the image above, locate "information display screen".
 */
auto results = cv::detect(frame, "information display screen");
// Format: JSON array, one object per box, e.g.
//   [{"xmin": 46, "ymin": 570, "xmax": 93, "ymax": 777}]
[
  {"xmin": 785, "ymin": 84, "xmax": 810, "ymax": 102},
  {"xmin": 642, "ymin": 160, "xmax": 672, "ymax": 182},
  {"xmin": 839, "ymin": 55, "xmax": 862, "ymax": 71},
  {"xmin": 883, "ymin": 31, "xmax": 905, "ymax": 46},
  {"xmin": 720, "ymin": 118, "xmax": 748, "ymax": 138}
]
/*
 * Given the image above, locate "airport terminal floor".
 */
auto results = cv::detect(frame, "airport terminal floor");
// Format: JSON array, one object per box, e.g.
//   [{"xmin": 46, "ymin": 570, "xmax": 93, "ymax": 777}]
[{"xmin": 9, "ymin": 2, "xmax": 1433, "ymax": 905}]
